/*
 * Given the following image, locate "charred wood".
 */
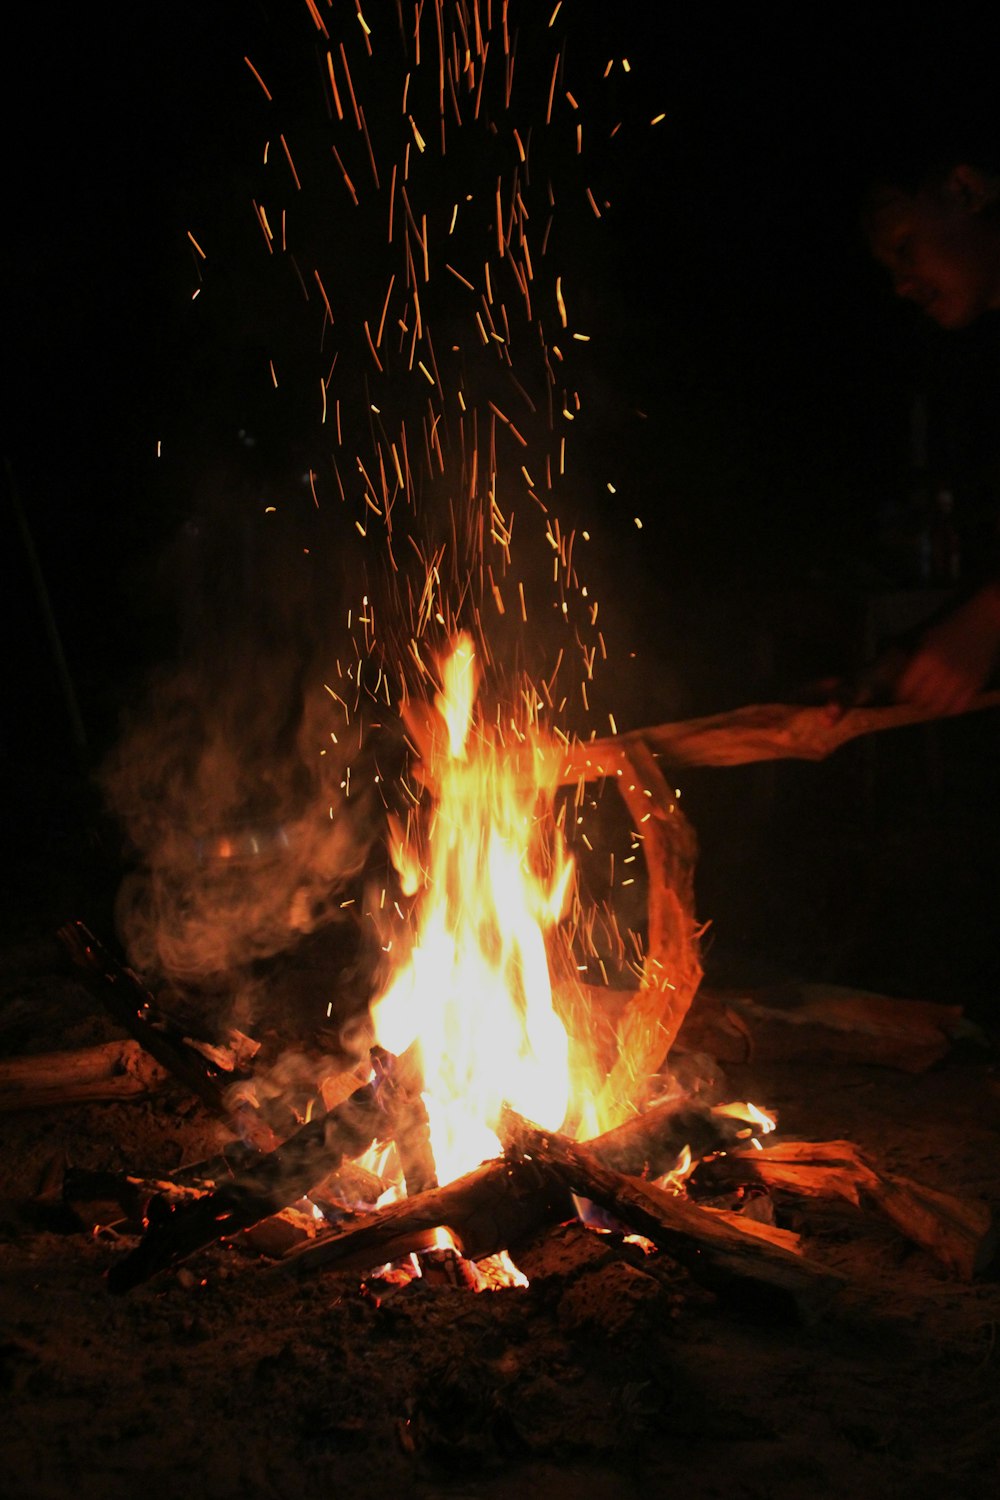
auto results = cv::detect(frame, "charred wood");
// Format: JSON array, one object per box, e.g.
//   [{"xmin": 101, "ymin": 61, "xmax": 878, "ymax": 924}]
[
  {"xmin": 280, "ymin": 1157, "xmax": 572, "ymax": 1277},
  {"xmin": 106, "ymin": 1046, "xmax": 436, "ymax": 1291},
  {"xmin": 58, "ymin": 921, "xmax": 272, "ymax": 1147},
  {"xmin": 586, "ymin": 1095, "xmax": 754, "ymax": 1178},
  {"xmin": 500, "ymin": 1109, "xmax": 843, "ymax": 1323},
  {"xmin": 107, "ymin": 1075, "xmax": 392, "ymax": 1292}
]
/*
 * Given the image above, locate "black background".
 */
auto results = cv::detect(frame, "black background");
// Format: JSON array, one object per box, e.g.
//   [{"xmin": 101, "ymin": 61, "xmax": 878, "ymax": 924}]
[{"xmin": 3, "ymin": 3, "xmax": 997, "ymax": 1005}]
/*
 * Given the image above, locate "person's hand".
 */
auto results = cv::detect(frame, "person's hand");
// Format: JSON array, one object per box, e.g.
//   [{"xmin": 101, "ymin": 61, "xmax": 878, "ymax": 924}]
[
  {"xmin": 894, "ymin": 583, "xmax": 1000, "ymax": 714},
  {"xmin": 822, "ymin": 644, "xmax": 910, "ymax": 722}
]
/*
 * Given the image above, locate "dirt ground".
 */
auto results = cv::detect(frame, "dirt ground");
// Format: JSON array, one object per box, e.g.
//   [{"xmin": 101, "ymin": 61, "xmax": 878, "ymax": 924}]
[{"xmin": 2, "ymin": 930, "xmax": 999, "ymax": 1500}]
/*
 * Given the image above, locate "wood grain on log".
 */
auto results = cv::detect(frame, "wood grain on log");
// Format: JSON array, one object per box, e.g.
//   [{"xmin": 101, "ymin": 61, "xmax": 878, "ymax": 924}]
[
  {"xmin": 0, "ymin": 1039, "xmax": 168, "ymax": 1112},
  {"xmin": 280, "ymin": 1158, "xmax": 570, "ymax": 1277},
  {"xmin": 499, "ymin": 1109, "xmax": 842, "ymax": 1322},
  {"xmin": 722, "ymin": 1139, "xmax": 996, "ymax": 1279}
]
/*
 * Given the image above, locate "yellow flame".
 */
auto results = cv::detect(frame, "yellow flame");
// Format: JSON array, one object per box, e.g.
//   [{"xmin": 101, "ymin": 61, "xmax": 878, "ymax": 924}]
[
  {"xmin": 372, "ymin": 634, "xmax": 572, "ymax": 1185},
  {"xmin": 713, "ymin": 1100, "xmax": 777, "ymax": 1135}
]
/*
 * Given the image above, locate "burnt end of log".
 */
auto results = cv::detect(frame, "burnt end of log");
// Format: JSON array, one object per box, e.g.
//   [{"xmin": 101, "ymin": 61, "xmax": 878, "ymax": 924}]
[
  {"xmin": 714, "ymin": 1140, "xmax": 997, "ymax": 1280},
  {"xmin": 57, "ymin": 921, "xmax": 254, "ymax": 1127},
  {"xmin": 588, "ymin": 1099, "xmax": 748, "ymax": 1179},
  {"xmin": 106, "ymin": 1078, "xmax": 390, "ymax": 1293},
  {"xmin": 499, "ymin": 1108, "xmax": 843, "ymax": 1324},
  {"xmin": 280, "ymin": 1156, "xmax": 574, "ymax": 1278}
]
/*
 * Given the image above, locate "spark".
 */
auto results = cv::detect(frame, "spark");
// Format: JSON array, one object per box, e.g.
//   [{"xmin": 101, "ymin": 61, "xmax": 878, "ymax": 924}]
[
  {"xmin": 243, "ymin": 56, "xmax": 273, "ymax": 100},
  {"xmin": 280, "ymin": 133, "xmax": 302, "ymax": 190},
  {"xmin": 304, "ymin": 0, "xmax": 329, "ymax": 38}
]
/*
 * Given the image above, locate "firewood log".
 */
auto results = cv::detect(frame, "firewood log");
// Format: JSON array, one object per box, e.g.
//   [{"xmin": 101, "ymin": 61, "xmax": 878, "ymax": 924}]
[
  {"xmin": 500, "ymin": 1109, "xmax": 843, "ymax": 1322},
  {"xmin": 718, "ymin": 1139, "xmax": 996, "ymax": 1279},
  {"xmin": 278, "ymin": 1093, "xmax": 774, "ymax": 1279},
  {"xmin": 107, "ymin": 1076, "xmax": 391, "ymax": 1292},
  {"xmin": 280, "ymin": 1157, "xmax": 570, "ymax": 1277},
  {"xmin": 0, "ymin": 1039, "xmax": 167, "ymax": 1112},
  {"xmin": 676, "ymin": 984, "xmax": 965, "ymax": 1073},
  {"xmin": 106, "ymin": 1043, "xmax": 435, "ymax": 1292},
  {"xmin": 58, "ymin": 920, "xmax": 273, "ymax": 1148},
  {"xmin": 585, "ymin": 1094, "xmax": 757, "ymax": 1177}
]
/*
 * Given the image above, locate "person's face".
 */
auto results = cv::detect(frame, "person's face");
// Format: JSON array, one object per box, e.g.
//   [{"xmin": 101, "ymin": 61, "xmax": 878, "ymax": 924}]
[{"xmin": 868, "ymin": 170, "xmax": 1000, "ymax": 329}]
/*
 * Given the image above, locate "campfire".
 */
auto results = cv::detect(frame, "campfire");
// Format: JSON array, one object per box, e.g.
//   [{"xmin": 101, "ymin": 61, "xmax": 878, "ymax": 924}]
[
  {"xmin": 28, "ymin": 644, "xmax": 994, "ymax": 1307},
  {"xmin": 5, "ymin": 4, "xmax": 1000, "ymax": 1493}
]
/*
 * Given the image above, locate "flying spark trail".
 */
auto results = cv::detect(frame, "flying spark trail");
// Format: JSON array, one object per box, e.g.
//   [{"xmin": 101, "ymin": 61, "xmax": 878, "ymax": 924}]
[{"xmin": 172, "ymin": 3, "xmax": 673, "ymax": 1007}]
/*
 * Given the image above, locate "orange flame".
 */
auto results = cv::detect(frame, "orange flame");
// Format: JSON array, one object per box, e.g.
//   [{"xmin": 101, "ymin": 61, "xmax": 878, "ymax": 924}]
[{"xmin": 371, "ymin": 634, "xmax": 573, "ymax": 1185}]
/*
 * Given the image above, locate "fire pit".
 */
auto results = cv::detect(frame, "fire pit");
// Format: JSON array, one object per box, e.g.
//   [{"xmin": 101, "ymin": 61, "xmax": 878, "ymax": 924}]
[{"xmin": 2, "ymin": 942, "xmax": 999, "ymax": 1498}]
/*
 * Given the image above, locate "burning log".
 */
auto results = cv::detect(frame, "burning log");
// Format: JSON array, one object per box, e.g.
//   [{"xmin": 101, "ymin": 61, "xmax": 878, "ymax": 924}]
[
  {"xmin": 279, "ymin": 1095, "xmax": 752, "ymax": 1278},
  {"xmin": 372, "ymin": 1047, "xmax": 437, "ymax": 1196},
  {"xmin": 500, "ymin": 1109, "xmax": 843, "ymax": 1323},
  {"xmin": 106, "ymin": 1074, "xmax": 390, "ymax": 1292},
  {"xmin": 280, "ymin": 1157, "xmax": 570, "ymax": 1277},
  {"xmin": 584, "ymin": 1094, "xmax": 755, "ymax": 1178},
  {"xmin": 717, "ymin": 1140, "xmax": 997, "ymax": 1279},
  {"xmin": 281, "ymin": 1102, "xmax": 831, "ymax": 1319},
  {"xmin": 106, "ymin": 1047, "xmax": 433, "ymax": 1292},
  {"xmin": 0, "ymin": 1039, "xmax": 168, "ymax": 1112},
  {"xmin": 58, "ymin": 920, "xmax": 273, "ymax": 1150}
]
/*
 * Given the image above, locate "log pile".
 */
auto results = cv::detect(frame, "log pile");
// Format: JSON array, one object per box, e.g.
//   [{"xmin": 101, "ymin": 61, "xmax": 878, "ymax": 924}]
[
  {"xmin": 1, "ymin": 910, "xmax": 994, "ymax": 1322},
  {"xmin": 707, "ymin": 1138, "xmax": 997, "ymax": 1280}
]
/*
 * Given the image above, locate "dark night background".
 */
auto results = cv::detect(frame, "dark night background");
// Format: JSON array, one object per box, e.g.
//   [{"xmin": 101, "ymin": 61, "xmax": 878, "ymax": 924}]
[{"xmin": 3, "ymin": 5, "xmax": 998, "ymax": 1009}]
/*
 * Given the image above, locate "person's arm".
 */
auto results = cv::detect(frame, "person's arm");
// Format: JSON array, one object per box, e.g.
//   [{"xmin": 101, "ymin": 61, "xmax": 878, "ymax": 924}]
[
  {"xmin": 824, "ymin": 577, "xmax": 1000, "ymax": 720},
  {"xmin": 892, "ymin": 578, "xmax": 1000, "ymax": 714}
]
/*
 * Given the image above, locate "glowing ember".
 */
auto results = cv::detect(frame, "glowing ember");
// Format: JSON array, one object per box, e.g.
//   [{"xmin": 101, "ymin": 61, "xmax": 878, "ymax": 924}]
[{"xmin": 371, "ymin": 633, "xmax": 574, "ymax": 1185}]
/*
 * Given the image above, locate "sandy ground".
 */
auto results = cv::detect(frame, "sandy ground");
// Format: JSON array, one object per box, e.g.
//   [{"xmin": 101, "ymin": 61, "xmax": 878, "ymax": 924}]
[{"xmin": 1, "ymin": 938, "xmax": 999, "ymax": 1500}]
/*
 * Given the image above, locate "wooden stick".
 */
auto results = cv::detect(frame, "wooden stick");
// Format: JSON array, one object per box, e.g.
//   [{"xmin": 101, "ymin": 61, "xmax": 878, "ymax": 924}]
[
  {"xmin": 550, "ymin": 689, "xmax": 1000, "ymax": 782},
  {"xmin": 280, "ymin": 1157, "xmax": 570, "ymax": 1277},
  {"xmin": 58, "ymin": 920, "xmax": 274, "ymax": 1150},
  {"xmin": 106, "ymin": 1048, "xmax": 434, "ymax": 1292},
  {"xmin": 500, "ymin": 1109, "xmax": 842, "ymax": 1322},
  {"xmin": 0, "ymin": 1040, "xmax": 168, "ymax": 1112},
  {"xmin": 720, "ymin": 1139, "xmax": 996, "ymax": 1279},
  {"xmin": 500, "ymin": 1104, "xmax": 845, "ymax": 1326}
]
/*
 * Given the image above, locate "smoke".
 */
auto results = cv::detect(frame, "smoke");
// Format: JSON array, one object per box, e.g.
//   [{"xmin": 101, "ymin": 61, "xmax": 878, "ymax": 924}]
[{"xmin": 102, "ymin": 462, "xmax": 388, "ymax": 990}]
